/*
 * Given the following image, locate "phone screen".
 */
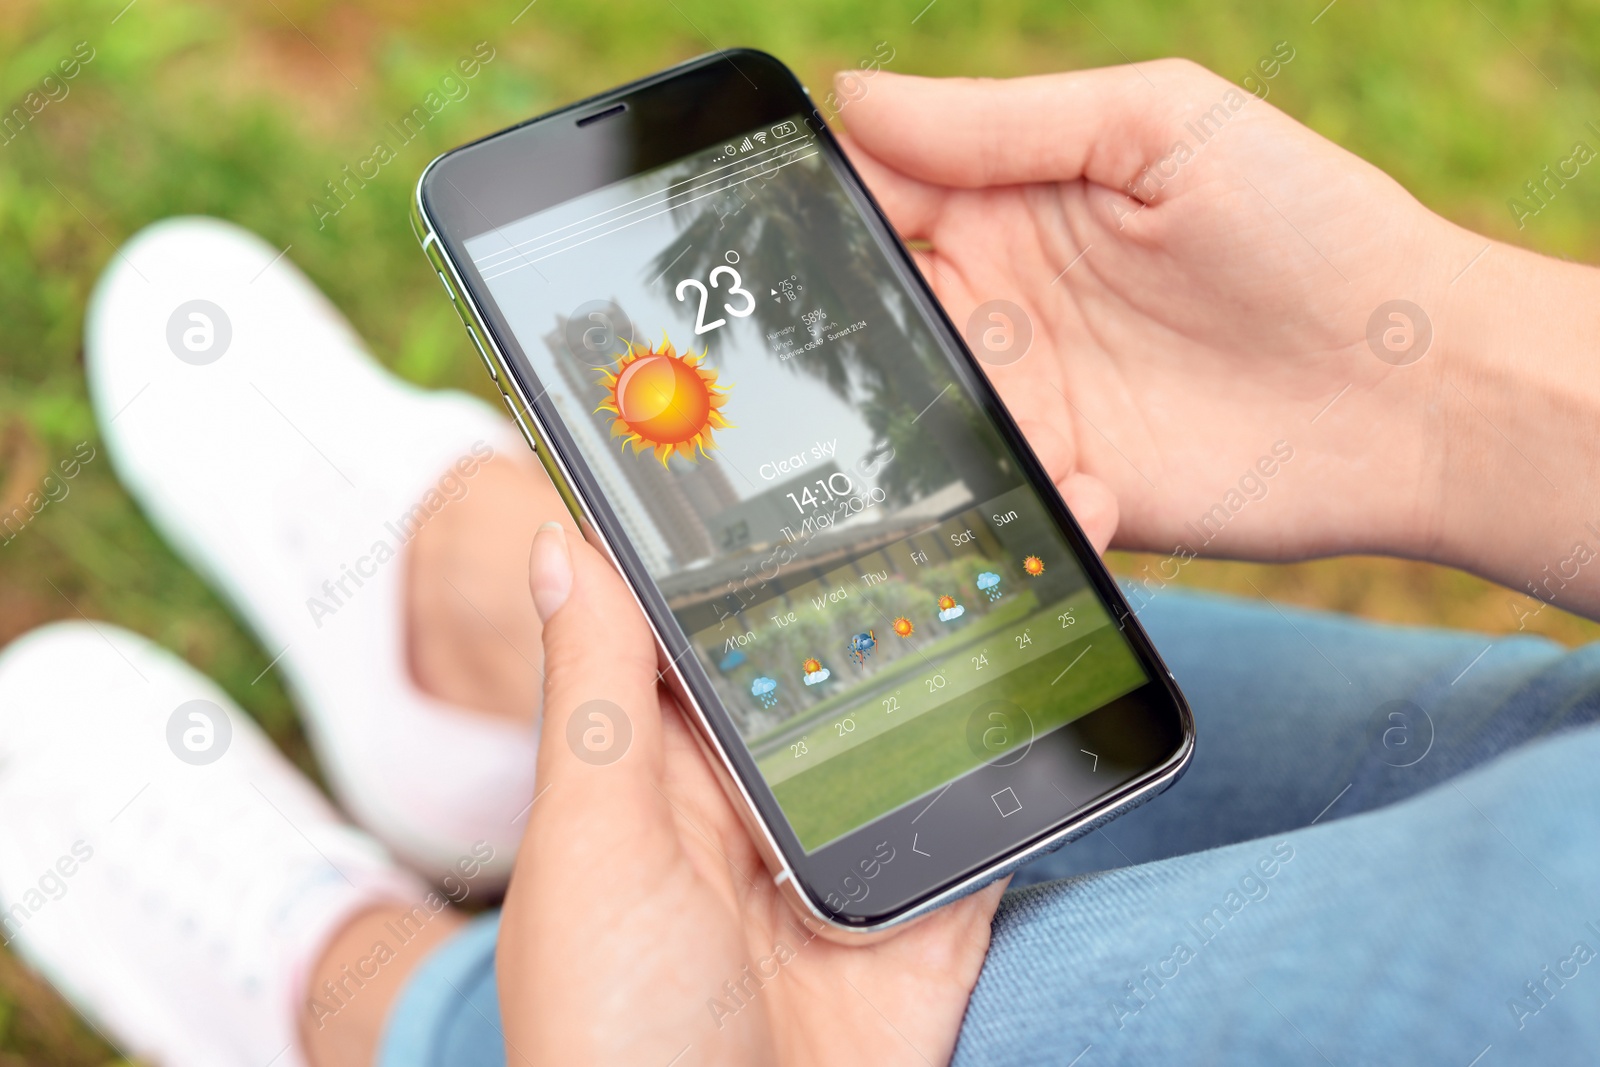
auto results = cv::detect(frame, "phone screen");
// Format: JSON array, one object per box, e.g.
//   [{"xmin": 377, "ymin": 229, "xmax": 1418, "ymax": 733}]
[{"xmin": 460, "ymin": 114, "xmax": 1151, "ymax": 852}]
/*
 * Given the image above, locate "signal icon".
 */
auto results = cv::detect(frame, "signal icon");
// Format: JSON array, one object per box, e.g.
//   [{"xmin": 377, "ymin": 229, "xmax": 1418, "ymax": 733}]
[
  {"xmin": 739, "ymin": 136, "xmax": 754, "ymax": 152},
  {"xmin": 752, "ymin": 131, "xmax": 768, "ymax": 145}
]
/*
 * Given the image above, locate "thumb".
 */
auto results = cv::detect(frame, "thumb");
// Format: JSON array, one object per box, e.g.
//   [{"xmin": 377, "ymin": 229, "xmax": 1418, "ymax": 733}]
[
  {"xmin": 1057, "ymin": 472, "xmax": 1120, "ymax": 556},
  {"xmin": 840, "ymin": 62, "xmax": 1225, "ymax": 194},
  {"xmin": 526, "ymin": 521, "xmax": 664, "ymax": 794}
]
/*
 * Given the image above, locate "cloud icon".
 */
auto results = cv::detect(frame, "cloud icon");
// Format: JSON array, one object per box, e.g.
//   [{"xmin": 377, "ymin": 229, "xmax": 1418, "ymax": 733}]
[
  {"xmin": 977, "ymin": 571, "xmax": 1003, "ymax": 602},
  {"xmin": 804, "ymin": 668, "xmax": 831, "ymax": 686},
  {"xmin": 751, "ymin": 676, "xmax": 778, "ymax": 708}
]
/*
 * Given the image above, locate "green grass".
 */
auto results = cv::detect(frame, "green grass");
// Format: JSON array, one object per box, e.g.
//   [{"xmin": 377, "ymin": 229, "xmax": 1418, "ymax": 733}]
[
  {"xmin": 754, "ymin": 586, "xmax": 1109, "ymax": 777},
  {"xmin": 4, "ymin": 0, "xmax": 1600, "ymax": 1057},
  {"xmin": 771, "ymin": 628, "xmax": 1147, "ymax": 849}
]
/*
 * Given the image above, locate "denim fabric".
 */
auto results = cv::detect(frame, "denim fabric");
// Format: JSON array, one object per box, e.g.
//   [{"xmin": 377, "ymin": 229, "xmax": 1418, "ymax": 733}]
[
  {"xmin": 375, "ymin": 913, "xmax": 504, "ymax": 1067},
  {"xmin": 376, "ymin": 589, "xmax": 1600, "ymax": 1066},
  {"xmin": 960, "ymin": 588, "xmax": 1600, "ymax": 1065}
]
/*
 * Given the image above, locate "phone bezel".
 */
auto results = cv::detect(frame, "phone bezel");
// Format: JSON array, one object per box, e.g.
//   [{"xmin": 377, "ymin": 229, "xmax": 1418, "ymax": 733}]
[{"xmin": 414, "ymin": 49, "xmax": 1195, "ymax": 936}]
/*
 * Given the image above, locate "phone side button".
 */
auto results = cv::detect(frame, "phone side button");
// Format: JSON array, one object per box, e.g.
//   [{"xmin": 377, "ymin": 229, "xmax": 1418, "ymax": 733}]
[
  {"xmin": 465, "ymin": 324, "xmax": 498, "ymax": 381},
  {"xmin": 499, "ymin": 391, "xmax": 540, "ymax": 455}
]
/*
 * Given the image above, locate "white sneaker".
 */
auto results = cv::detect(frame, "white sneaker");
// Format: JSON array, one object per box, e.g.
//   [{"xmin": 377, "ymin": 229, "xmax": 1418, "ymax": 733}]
[
  {"xmin": 84, "ymin": 217, "xmax": 536, "ymax": 885},
  {"xmin": 0, "ymin": 622, "xmax": 428, "ymax": 1067}
]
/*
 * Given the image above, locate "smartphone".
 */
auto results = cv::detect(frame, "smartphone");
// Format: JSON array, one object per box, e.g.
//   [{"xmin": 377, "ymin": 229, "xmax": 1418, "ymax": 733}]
[{"xmin": 413, "ymin": 50, "xmax": 1193, "ymax": 937}]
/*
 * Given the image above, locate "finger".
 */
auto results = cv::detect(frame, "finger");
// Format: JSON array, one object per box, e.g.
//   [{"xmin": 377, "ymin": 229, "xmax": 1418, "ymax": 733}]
[
  {"xmin": 835, "ymin": 129, "xmax": 948, "ymax": 240},
  {"xmin": 527, "ymin": 522, "xmax": 664, "ymax": 796},
  {"xmin": 911, "ymin": 248, "xmax": 973, "ymax": 316},
  {"xmin": 652, "ymin": 688, "xmax": 769, "ymax": 889},
  {"xmin": 1057, "ymin": 472, "xmax": 1120, "ymax": 555},
  {"xmin": 1013, "ymin": 417, "xmax": 1078, "ymax": 485},
  {"xmin": 1011, "ymin": 420, "xmax": 1118, "ymax": 552},
  {"xmin": 837, "ymin": 129, "xmax": 972, "ymax": 309},
  {"xmin": 840, "ymin": 64, "xmax": 1219, "ymax": 194}
]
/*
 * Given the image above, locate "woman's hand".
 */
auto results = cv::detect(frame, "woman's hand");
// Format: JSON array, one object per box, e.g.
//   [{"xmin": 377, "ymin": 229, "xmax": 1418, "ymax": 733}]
[
  {"xmin": 840, "ymin": 61, "xmax": 1500, "ymax": 566},
  {"xmin": 496, "ymin": 512, "xmax": 1120, "ymax": 1066}
]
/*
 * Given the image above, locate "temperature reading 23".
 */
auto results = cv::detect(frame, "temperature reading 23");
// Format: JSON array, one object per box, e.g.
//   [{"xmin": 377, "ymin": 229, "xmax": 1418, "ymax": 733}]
[{"xmin": 676, "ymin": 251, "xmax": 757, "ymax": 335}]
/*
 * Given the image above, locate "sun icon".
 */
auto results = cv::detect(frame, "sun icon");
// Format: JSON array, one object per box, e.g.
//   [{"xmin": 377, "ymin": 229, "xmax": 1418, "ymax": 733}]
[
  {"xmin": 1023, "ymin": 555, "xmax": 1045, "ymax": 576},
  {"xmin": 937, "ymin": 595, "xmax": 957, "ymax": 611},
  {"xmin": 802, "ymin": 657, "xmax": 823, "ymax": 675},
  {"xmin": 596, "ymin": 334, "xmax": 731, "ymax": 465},
  {"xmin": 892, "ymin": 616, "xmax": 914, "ymax": 638}
]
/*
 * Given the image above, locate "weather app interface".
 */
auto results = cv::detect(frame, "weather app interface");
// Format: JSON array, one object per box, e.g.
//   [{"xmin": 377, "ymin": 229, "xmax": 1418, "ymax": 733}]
[{"xmin": 468, "ymin": 117, "xmax": 1147, "ymax": 851}]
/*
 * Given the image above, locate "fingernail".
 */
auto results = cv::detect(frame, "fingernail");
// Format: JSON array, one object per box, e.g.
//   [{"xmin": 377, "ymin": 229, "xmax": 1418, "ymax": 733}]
[{"xmin": 529, "ymin": 521, "xmax": 572, "ymax": 622}]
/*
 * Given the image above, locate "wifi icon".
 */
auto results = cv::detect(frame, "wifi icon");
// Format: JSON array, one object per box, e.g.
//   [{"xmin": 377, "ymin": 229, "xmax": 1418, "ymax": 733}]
[{"xmin": 752, "ymin": 131, "xmax": 768, "ymax": 145}]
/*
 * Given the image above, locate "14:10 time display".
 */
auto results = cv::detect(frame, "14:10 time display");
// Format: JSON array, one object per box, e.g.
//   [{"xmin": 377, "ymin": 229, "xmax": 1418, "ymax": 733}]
[{"xmin": 787, "ymin": 471, "xmax": 857, "ymax": 514}]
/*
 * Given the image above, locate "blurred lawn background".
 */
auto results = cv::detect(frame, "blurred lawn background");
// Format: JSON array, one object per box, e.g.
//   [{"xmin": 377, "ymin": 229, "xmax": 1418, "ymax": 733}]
[{"xmin": 2, "ymin": 0, "xmax": 1598, "ymax": 1059}]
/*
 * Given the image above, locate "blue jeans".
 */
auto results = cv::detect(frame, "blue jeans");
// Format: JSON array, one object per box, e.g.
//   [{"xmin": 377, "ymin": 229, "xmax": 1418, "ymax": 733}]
[{"xmin": 376, "ymin": 589, "xmax": 1600, "ymax": 1066}]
